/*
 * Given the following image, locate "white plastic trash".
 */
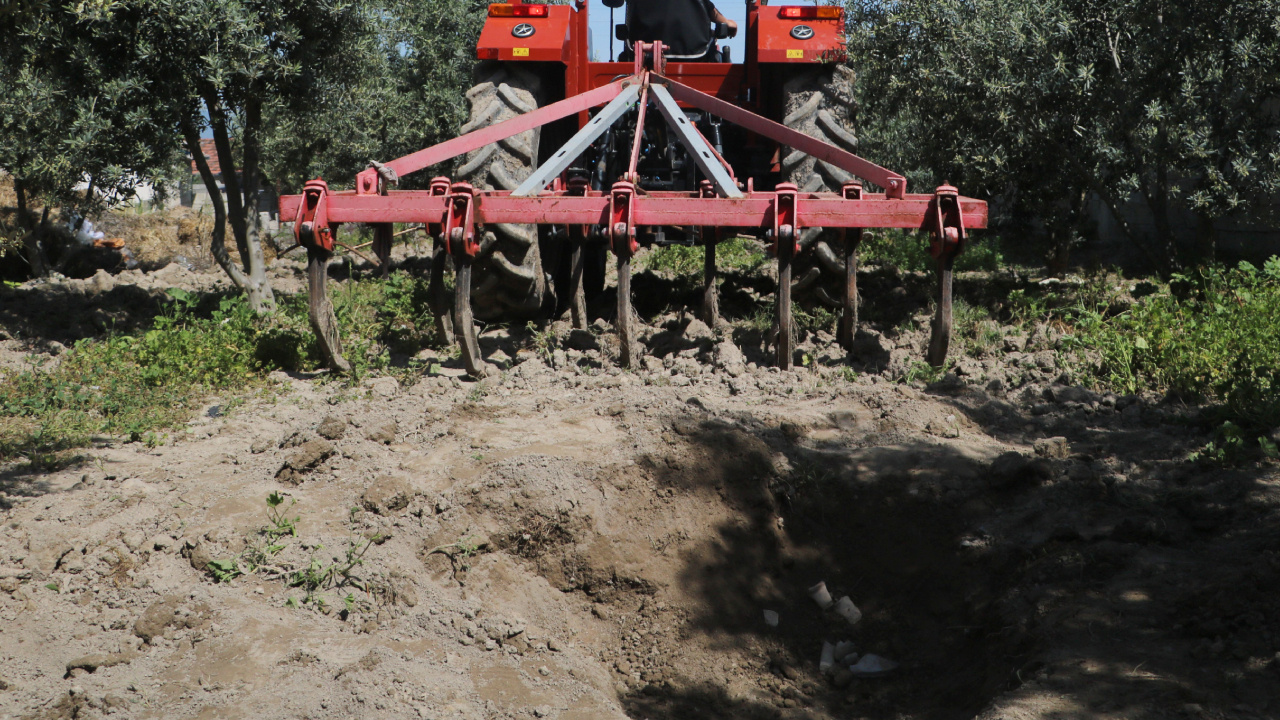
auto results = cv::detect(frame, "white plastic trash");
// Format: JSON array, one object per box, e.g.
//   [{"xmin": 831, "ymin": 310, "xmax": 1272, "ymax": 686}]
[
  {"xmin": 833, "ymin": 640, "xmax": 857, "ymax": 662},
  {"xmin": 848, "ymin": 653, "xmax": 898, "ymax": 677},
  {"xmin": 818, "ymin": 641, "xmax": 836, "ymax": 673},
  {"xmin": 71, "ymin": 218, "xmax": 104, "ymax": 246},
  {"xmin": 808, "ymin": 581, "xmax": 834, "ymax": 610},
  {"xmin": 834, "ymin": 596, "xmax": 862, "ymax": 625},
  {"xmin": 762, "ymin": 609, "xmax": 779, "ymax": 628}
]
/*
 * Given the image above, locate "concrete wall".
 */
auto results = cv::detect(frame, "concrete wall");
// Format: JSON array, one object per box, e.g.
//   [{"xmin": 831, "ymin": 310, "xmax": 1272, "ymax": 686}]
[{"xmin": 1086, "ymin": 193, "xmax": 1280, "ymax": 266}]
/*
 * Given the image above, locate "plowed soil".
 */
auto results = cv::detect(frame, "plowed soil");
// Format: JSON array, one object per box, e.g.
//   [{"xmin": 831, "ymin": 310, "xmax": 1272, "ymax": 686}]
[{"xmin": 0, "ymin": 253, "xmax": 1277, "ymax": 720}]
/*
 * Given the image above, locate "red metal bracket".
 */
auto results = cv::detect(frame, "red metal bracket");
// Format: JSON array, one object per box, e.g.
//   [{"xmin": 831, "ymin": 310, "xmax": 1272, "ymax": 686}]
[
  {"xmin": 425, "ymin": 176, "xmax": 451, "ymax": 240},
  {"xmin": 444, "ymin": 182, "xmax": 479, "ymax": 258},
  {"xmin": 633, "ymin": 42, "xmax": 667, "ymax": 76},
  {"xmin": 929, "ymin": 184, "xmax": 967, "ymax": 260},
  {"xmin": 294, "ymin": 179, "xmax": 335, "ymax": 253},
  {"xmin": 609, "ymin": 180, "xmax": 638, "ymax": 257},
  {"xmin": 698, "ymin": 179, "xmax": 722, "ymax": 245},
  {"xmin": 772, "ymin": 183, "xmax": 800, "ymax": 255}
]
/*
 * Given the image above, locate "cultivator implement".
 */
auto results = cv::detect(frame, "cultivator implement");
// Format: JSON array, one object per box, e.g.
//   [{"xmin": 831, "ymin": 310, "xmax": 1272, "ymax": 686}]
[{"xmin": 282, "ymin": 43, "xmax": 986, "ymax": 376}]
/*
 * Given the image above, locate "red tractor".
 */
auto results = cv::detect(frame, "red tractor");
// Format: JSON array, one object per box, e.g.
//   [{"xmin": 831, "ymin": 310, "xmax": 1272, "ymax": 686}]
[{"xmin": 283, "ymin": 0, "xmax": 986, "ymax": 377}]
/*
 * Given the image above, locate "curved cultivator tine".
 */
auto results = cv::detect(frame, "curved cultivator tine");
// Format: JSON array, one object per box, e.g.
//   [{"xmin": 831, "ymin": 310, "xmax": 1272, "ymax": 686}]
[
  {"xmin": 927, "ymin": 256, "xmax": 954, "ymax": 367},
  {"xmin": 306, "ymin": 248, "xmax": 351, "ymax": 374},
  {"xmin": 428, "ymin": 234, "xmax": 455, "ymax": 345},
  {"xmin": 701, "ymin": 237, "xmax": 719, "ymax": 328},
  {"xmin": 927, "ymin": 184, "xmax": 967, "ymax": 368},
  {"xmin": 453, "ymin": 257, "xmax": 488, "ymax": 378},
  {"xmin": 568, "ymin": 225, "xmax": 589, "ymax": 330},
  {"xmin": 773, "ymin": 184, "xmax": 799, "ymax": 370},
  {"xmin": 443, "ymin": 182, "xmax": 489, "ymax": 379},
  {"xmin": 699, "ymin": 181, "xmax": 720, "ymax": 328},
  {"xmin": 373, "ymin": 224, "xmax": 393, "ymax": 278},
  {"xmin": 616, "ymin": 254, "xmax": 636, "ymax": 368},
  {"xmin": 837, "ymin": 183, "xmax": 864, "ymax": 352},
  {"xmin": 293, "ymin": 179, "xmax": 350, "ymax": 374}
]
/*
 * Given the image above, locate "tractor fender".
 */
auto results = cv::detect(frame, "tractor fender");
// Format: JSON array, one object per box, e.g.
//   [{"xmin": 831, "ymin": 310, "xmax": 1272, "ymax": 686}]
[
  {"xmin": 754, "ymin": 5, "xmax": 847, "ymax": 64},
  {"xmin": 477, "ymin": 4, "xmax": 573, "ymax": 63}
]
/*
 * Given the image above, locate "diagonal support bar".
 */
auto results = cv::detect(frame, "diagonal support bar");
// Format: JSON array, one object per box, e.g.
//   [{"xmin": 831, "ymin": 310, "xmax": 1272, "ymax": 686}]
[
  {"xmin": 664, "ymin": 79, "xmax": 908, "ymax": 199},
  {"xmin": 354, "ymin": 79, "xmax": 632, "ymax": 194},
  {"xmin": 513, "ymin": 82, "xmax": 643, "ymax": 197},
  {"xmin": 649, "ymin": 84, "xmax": 743, "ymax": 199}
]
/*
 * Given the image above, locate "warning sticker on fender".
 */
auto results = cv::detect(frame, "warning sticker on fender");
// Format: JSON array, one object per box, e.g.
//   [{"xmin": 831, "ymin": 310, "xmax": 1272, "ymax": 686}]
[
  {"xmin": 513, "ymin": 48, "xmax": 530, "ymax": 57},
  {"xmin": 786, "ymin": 49, "xmax": 804, "ymax": 59}
]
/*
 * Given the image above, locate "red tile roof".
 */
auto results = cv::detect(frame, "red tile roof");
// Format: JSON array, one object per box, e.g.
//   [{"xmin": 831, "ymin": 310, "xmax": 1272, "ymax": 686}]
[{"xmin": 192, "ymin": 138, "xmax": 221, "ymax": 176}]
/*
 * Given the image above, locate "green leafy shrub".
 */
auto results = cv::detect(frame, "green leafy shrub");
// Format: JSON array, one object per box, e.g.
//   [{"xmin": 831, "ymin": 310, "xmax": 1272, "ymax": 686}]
[
  {"xmin": 0, "ymin": 273, "xmax": 444, "ymax": 460},
  {"xmin": 1072, "ymin": 259, "xmax": 1280, "ymax": 430},
  {"xmin": 0, "ymin": 289, "xmax": 271, "ymax": 456},
  {"xmin": 641, "ymin": 236, "xmax": 768, "ymax": 276},
  {"xmin": 860, "ymin": 230, "xmax": 1007, "ymax": 273}
]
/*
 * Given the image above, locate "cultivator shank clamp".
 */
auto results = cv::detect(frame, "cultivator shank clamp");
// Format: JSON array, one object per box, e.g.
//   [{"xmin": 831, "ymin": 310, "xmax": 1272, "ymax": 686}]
[
  {"xmin": 294, "ymin": 180, "xmax": 335, "ymax": 254},
  {"xmin": 929, "ymin": 184, "xmax": 967, "ymax": 261},
  {"xmin": 280, "ymin": 42, "xmax": 989, "ymax": 375},
  {"xmin": 608, "ymin": 181, "xmax": 638, "ymax": 257},
  {"xmin": 443, "ymin": 183, "xmax": 479, "ymax": 258},
  {"xmin": 771, "ymin": 183, "xmax": 801, "ymax": 255}
]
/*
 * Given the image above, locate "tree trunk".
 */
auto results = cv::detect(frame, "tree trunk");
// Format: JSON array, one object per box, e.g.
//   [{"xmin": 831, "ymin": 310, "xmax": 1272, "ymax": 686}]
[
  {"xmin": 1094, "ymin": 184, "xmax": 1162, "ymax": 272},
  {"xmin": 13, "ymin": 178, "xmax": 48, "ymax": 277},
  {"xmin": 199, "ymin": 94, "xmax": 275, "ymax": 313},
  {"xmin": 1145, "ymin": 162, "xmax": 1177, "ymax": 273},
  {"xmin": 1194, "ymin": 211, "xmax": 1217, "ymax": 266},
  {"xmin": 203, "ymin": 90, "xmax": 251, "ymax": 268},
  {"xmin": 1047, "ymin": 226, "xmax": 1071, "ymax": 277},
  {"xmin": 237, "ymin": 96, "xmax": 275, "ymax": 312},
  {"xmin": 184, "ymin": 122, "xmax": 269, "ymax": 311}
]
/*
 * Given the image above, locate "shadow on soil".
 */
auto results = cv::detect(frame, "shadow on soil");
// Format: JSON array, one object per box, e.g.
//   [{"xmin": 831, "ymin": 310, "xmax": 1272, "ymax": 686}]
[
  {"xmin": 0, "ymin": 453, "xmax": 92, "ymax": 504},
  {"xmin": 621, "ymin": 389, "xmax": 1280, "ymax": 720}
]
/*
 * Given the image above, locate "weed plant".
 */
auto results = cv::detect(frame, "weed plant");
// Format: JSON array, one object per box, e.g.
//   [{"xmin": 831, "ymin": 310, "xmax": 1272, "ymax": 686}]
[
  {"xmin": 0, "ymin": 273, "xmax": 443, "ymax": 461},
  {"xmin": 1069, "ymin": 259, "xmax": 1280, "ymax": 434},
  {"xmin": 860, "ymin": 229, "xmax": 1007, "ymax": 273},
  {"xmin": 641, "ymin": 236, "xmax": 768, "ymax": 277}
]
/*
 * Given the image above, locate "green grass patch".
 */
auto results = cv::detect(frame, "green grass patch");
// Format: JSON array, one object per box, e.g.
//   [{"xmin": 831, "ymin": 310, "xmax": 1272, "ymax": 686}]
[
  {"xmin": 0, "ymin": 273, "xmax": 443, "ymax": 461},
  {"xmin": 1068, "ymin": 259, "xmax": 1280, "ymax": 432},
  {"xmin": 952, "ymin": 297, "xmax": 1005, "ymax": 358},
  {"xmin": 642, "ymin": 232, "xmax": 1006, "ymax": 277},
  {"xmin": 640, "ymin": 236, "xmax": 768, "ymax": 277},
  {"xmin": 860, "ymin": 230, "xmax": 1007, "ymax": 273}
]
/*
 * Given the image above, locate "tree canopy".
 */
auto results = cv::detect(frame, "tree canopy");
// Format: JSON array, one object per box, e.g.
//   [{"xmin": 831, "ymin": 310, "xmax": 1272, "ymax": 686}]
[
  {"xmin": 0, "ymin": 0, "xmax": 488, "ymax": 292},
  {"xmin": 847, "ymin": 0, "xmax": 1280, "ymax": 270}
]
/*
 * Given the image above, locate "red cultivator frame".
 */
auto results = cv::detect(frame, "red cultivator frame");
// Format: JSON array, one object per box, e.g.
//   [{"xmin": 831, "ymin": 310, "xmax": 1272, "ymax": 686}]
[{"xmin": 282, "ymin": 42, "xmax": 987, "ymax": 377}]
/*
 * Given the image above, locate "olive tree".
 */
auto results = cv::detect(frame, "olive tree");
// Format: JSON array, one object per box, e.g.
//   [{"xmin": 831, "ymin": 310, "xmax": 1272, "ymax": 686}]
[
  {"xmin": 1, "ymin": 0, "xmax": 488, "ymax": 293},
  {"xmin": 261, "ymin": 0, "xmax": 488, "ymax": 190},
  {"xmin": 130, "ymin": 0, "xmax": 398, "ymax": 312},
  {"xmin": 847, "ymin": 0, "xmax": 1280, "ymax": 271},
  {"xmin": 0, "ymin": 3, "xmax": 181, "ymax": 276}
]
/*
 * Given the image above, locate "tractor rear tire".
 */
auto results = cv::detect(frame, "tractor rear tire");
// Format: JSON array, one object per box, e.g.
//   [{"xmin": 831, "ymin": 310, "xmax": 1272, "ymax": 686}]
[
  {"xmin": 781, "ymin": 65, "xmax": 859, "ymax": 309},
  {"xmin": 457, "ymin": 62, "xmax": 548, "ymax": 321}
]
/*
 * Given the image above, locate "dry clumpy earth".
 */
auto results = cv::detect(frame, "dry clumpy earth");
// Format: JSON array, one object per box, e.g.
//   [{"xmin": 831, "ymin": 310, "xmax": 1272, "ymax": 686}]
[{"xmin": 0, "ymin": 254, "xmax": 1278, "ymax": 720}]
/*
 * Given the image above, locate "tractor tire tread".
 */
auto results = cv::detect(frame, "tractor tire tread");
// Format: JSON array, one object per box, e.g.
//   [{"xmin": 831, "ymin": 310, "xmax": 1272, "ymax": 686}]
[
  {"xmin": 458, "ymin": 62, "xmax": 547, "ymax": 320},
  {"xmin": 782, "ymin": 65, "xmax": 859, "ymax": 309}
]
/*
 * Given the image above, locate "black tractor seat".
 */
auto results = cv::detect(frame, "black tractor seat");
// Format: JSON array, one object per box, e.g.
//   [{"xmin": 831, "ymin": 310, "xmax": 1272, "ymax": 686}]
[
  {"xmin": 616, "ymin": 23, "xmax": 732, "ymax": 63},
  {"xmin": 606, "ymin": 0, "xmax": 732, "ymax": 63}
]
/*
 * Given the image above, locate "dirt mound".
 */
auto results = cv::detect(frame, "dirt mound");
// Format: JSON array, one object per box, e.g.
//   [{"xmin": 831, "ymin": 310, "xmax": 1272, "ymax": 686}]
[{"xmin": 1, "ymin": 261, "xmax": 1278, "ymax": 720}]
